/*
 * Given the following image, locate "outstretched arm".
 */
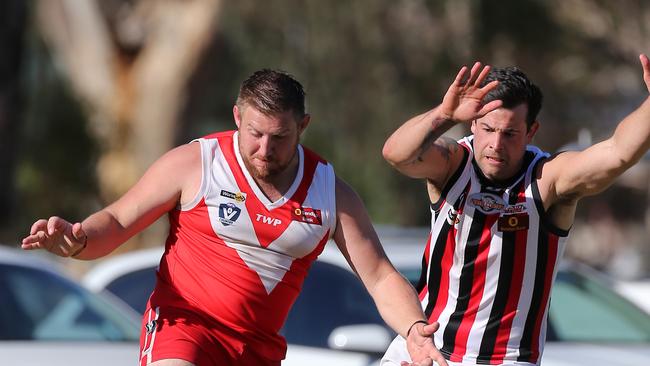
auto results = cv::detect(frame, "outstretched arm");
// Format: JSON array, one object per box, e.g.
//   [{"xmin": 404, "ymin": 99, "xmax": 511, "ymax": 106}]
[
  {"xmin": 333, "ymin": 177, "xmax": 447, "ymax": 366},
  {"xmin": 543, "ymin": 54, "xmax": 650, "ymax": 206},
  {"xmin": 382, "ymin": 62, "xmax": 502, "ymax": 188},
  {"xmin": 21, "ymin": 142, "xmax": 201, "ymax": 260}
]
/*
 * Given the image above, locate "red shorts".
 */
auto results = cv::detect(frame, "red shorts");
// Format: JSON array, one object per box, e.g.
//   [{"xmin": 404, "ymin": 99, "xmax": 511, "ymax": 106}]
[{"xmin": 138, "ymin": 304, "xmax": 281, "ymax": 366}]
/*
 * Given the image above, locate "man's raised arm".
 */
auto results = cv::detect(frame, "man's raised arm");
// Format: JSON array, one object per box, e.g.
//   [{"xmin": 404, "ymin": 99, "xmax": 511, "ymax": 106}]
[
  {"xmin": 543, "ymin": 54, "xmax": 650, "ymax": 204},
  {"xmin": 382, "ymin": 62, "xmax": 502, "ymax": 187}
]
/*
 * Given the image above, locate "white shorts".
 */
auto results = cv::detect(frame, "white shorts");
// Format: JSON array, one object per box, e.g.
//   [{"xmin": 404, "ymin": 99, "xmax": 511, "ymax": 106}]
[
  {"xmin": 381, "ymin": 335, "xmax": 536, "ymax": 366},
  {"xmin": 382, "ymin": 335, "xmax": 454, "ymax": 366}
]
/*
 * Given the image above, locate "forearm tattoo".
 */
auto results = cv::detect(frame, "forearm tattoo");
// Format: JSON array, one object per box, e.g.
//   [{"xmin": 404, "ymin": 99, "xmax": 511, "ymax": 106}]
[
  {"xmin": 413, "ymin": 118, "xmax": 458, "ymax": 164},
  {"xmin": 415, "ymin": 131, "xmax": 438, "ymax": 162}
]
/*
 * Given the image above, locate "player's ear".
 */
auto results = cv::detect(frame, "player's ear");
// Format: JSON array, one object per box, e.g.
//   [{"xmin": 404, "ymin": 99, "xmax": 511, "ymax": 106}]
[
  {"xmin": 233, "ymin": 105, "xmax": 243, "ymax": 129},
  {"xmin": 526, "ymin": 121, "xmax": 539, "ymax": 143},
  {"xmin": 297, "ymin": 114, "xmax": 311, "ymax": 135}
]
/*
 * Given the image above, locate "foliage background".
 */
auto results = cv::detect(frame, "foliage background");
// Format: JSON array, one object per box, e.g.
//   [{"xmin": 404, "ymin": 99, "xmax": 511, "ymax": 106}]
[{"xmin": 3, "ymin": 0, "xmax": 650, "ymax": 277}]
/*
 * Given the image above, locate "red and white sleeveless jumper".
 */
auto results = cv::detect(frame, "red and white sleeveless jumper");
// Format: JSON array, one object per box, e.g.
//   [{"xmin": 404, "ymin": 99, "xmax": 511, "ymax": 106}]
[
  {"xmin": 147, "ymin": 130, "xmax": 337, "ymax": 361},
  {"xmin": 418, "ymin": 136, "xmax": 569, "ymax": 365}
]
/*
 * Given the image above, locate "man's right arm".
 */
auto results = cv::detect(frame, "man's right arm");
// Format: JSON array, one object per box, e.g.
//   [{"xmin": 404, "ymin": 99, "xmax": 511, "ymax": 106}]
[
  {"xmin": 21, "ymin": 142, "xmax": 202, "ymax": 260},
  {"xmin": 382, "ymin": 62, "xmax": 502, "ymax": 189},
  {"xmin": 382, "ymin": 107, "xmax": 464, "ymax": 186}
]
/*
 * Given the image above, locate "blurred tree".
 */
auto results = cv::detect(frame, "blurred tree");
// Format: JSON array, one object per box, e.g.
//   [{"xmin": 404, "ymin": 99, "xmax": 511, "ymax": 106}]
[
  {"xmin": 34, "ymin": 0, "xmax": 222, "ymax": 248},
  {"xmin": 11, "ymin": 1, "xmax": 650, "ymax": 269}
]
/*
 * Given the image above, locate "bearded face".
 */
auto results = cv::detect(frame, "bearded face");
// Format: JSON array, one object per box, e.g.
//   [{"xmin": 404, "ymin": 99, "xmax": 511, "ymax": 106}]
[{"xmin": 234, "ymin": 104, "xmax": 308, "ymax": 180}]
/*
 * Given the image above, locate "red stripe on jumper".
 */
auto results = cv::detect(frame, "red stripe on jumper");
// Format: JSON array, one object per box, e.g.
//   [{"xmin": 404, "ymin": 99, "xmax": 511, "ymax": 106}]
[{"xmin": 453, "ymin": 213, "xmax": 499, "ymax": 359}]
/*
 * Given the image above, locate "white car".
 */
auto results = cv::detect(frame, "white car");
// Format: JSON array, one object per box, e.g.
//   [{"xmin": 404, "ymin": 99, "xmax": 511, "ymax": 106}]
[
  {"xmin": 614, "ymin": 280, "xmax": 650, "ymax": 314},
  {"xmin": 83, "ymin": 226, "xmax": 650, "ymax": 366},
  {"xmin": 0, "ymin": 246, "xmax": 141, "ymax": 366}
]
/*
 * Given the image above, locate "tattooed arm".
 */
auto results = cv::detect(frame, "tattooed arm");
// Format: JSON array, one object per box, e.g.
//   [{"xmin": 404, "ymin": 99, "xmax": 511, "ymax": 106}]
[
  {"xmin": 382, "ymin": 109, "xmax": 462, "ymax": 186},
  {"xmin": 383, "ymin": 62, "xmax": 502, "ymax": 189}
]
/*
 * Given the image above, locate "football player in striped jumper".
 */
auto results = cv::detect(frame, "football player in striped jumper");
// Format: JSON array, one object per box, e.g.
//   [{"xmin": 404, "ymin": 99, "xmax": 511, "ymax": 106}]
[
  {"xmin": 381, "ymin": 54, "xmax": 650, "ymax": 366},
  {"xmin": 22, "ymin": 69, "xmax": 445, "ymax": 366}
]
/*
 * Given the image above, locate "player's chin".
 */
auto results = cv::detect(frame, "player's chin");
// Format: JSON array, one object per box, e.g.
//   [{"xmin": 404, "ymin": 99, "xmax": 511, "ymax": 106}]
[
  {"xmin": 482, "ymin": 168, "xmax": 510, "ymax": 183},
  {"xmin": 252, "ymin": 167, "xmax": 279, "ymax": 179}
]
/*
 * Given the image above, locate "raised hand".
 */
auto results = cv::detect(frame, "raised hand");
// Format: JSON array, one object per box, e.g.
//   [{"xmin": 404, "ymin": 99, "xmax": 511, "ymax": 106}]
[
  {"xmin": 402, "ymin": 321, "xmax": 448, "ymax": 366},
  {"xmin": 439, "ymin": 61, "xmax": 503, "ymax": 124},
  {"xmin": 640, "ymin": 54, "xmax": 650, "ymax": 93},
  {"xmin": 21, "ymin": 217, "xmax": 87, "ymax": 257}
]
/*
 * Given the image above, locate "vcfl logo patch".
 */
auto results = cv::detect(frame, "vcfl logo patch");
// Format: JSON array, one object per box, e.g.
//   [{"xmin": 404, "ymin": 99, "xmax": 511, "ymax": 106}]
[
  {"xmin": 218, "ymin": 203, "xmax": 241, "ymax": 226},
  {"xmin": 256, "ymin": 214, "xmax": 282, "ymax": 226}
]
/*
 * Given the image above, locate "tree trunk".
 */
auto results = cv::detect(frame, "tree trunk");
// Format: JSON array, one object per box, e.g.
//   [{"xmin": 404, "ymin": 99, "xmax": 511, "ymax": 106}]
[{"xmin": 35, "ymin": 0, "xmax": 222, "ymax": 250}]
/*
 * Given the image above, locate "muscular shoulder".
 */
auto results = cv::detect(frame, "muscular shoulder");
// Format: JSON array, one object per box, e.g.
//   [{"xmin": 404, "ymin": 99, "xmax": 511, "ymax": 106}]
[
  {"xmin": 335, "ymin": 176, "xmax": 370, "ymax": 220},
  {"xmin": 335, "ymin": 177, "xmax": 360, "ymax": 207},
  {"xmin": 332, "ymin": 176, "xmax": 381, "ymax": 257},
  {"xmin": 535, "ymin": 151, "xmax": 579, "ymax": 230},
  {"xmin": 155, "ymin": 142, "xmax": 202, "ymax": 206},
  {"xmin": 162, "ymin": 141, "xmax": 202, "ymax": 167},
  {"xmin": 535, "ymin": 151, "xmax": 579, "ymax": 204},
  {"xmin": 106, "ymin": 142, "xmax": 202, "ymax": 217}
]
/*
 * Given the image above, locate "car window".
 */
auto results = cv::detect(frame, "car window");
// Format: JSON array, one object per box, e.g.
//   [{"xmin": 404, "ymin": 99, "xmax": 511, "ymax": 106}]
[
  {"xmin": 0, "ymin": 263, "xmax": 139, "ymax": 341},
  {"xmin": 281, "ymin": 262, "xmax": 389, "ymax": 348},
  {"xmin": 548, "ymin": 270, "xmax": 650, "ymax": 342},
  {"xmin": 105, "ymin": 267, "xmax": 157, "ymax": 315}
]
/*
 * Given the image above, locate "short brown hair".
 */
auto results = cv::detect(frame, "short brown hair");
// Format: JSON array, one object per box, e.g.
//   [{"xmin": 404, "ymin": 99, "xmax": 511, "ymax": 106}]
[
  {"xmin": 481, "ymin": 67, "xmax": 542, "ymax": 129},
  {"xmin": 236, "ymin": 69, "xmax": 306, "ymax": 120}
]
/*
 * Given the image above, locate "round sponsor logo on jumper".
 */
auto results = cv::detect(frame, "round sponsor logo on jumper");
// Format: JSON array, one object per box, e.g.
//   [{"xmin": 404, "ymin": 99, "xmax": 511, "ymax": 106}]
[
  {"xmin": 468, "ymin": 192, "xmax": 506, "ymax": 214},
  {"xmin": 508, "ymin": 216, "xmax": 519, "ymax": 227}
]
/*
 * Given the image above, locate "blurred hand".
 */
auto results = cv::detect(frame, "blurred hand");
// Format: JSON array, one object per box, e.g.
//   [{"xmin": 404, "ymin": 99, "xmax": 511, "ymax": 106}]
[
  {"xmin": 403, "ymin": 321, "xmax": 448, "ymax": 366},
  {"xmin": 21, "ymin": 217, "xmax": 87, "ymax": 257},
  {"xmin": 439, "ymin": 61, "xmax": 503, "ymax": 124}
]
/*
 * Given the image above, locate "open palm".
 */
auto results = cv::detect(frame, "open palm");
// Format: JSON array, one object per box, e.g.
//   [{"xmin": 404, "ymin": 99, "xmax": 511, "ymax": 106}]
[
  {"xmin": 22, "ymin": 217, "xmax": 86, "ymax": 257},
  {"xmin": 439, "ymin": 62, "xmax": 503, "ymax": 123}
]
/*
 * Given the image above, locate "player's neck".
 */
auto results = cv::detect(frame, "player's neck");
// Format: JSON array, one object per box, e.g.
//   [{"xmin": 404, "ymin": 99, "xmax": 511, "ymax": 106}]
[{"xmin": 472, "ymin": 158, "xmax": 526, "ymax": 189}]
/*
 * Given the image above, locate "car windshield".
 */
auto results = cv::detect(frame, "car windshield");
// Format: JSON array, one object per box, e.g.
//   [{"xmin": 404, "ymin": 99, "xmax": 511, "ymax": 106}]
[
  {"xmin": 0, "ymin": 263, "xmax": 139, "ymax": 341},
  {"xmin": 547, "ymin": 269, "xmax": 650, "ymax": 342}
]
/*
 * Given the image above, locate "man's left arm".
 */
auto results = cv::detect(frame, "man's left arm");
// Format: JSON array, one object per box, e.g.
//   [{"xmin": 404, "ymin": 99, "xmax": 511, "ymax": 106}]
[
  {"xmin": 332, "ymin": 177, "xmax": 447, "ymax": 366},
  {"xmin": 544, "ymin": 54, "xmax": 650, "ymax": 202}
]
